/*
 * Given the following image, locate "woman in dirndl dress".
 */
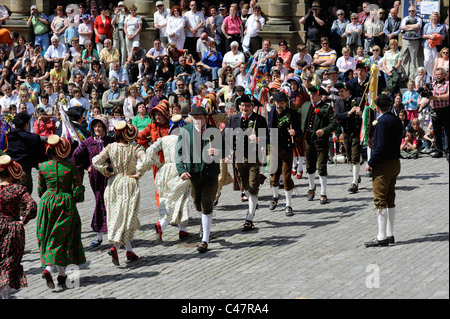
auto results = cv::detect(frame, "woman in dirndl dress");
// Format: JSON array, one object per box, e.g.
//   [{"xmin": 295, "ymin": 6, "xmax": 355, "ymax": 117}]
[
  {"xmin": 37, "ymin": 135, "xmax": 86, "ymax": 290},
  {"xmin": 0, "ymin": 155, "xmax": 37, "ymax": 299},
  {"xmin": 92, "ymin": 121, "xmax": 151, "ymax": 266},
  {"xmin": 149, "ymin": 115, "xmax": 191, "ymax": 242},
  {"xmin": 72, "ymin": 115, "xmax": 115, "ymax": 247}
]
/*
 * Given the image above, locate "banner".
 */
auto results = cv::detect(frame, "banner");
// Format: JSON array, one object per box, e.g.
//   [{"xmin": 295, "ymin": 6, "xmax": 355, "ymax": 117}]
[{"xmin": 403, "ymin": 0, "xmax": 441, "ymax": 24}]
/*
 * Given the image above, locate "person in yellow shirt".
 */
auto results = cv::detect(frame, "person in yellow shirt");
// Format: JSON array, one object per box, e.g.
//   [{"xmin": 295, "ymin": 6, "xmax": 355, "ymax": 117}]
[
  {"xmin": 99, "ymin": 39, "xmax": 120, "ymax": 73},
  {"xmin": 49, "ymin": 61, "xmax": 68, "ymax": 85}
]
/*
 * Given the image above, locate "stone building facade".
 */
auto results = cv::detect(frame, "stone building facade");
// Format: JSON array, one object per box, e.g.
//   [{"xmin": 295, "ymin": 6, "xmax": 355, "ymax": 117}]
[{"xmin": 2, "ymin": 1, "xmax": 449, "ymax": 51}]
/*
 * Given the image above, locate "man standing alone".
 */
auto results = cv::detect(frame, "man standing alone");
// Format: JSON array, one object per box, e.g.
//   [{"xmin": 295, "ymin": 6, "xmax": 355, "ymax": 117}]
[{"xmin": 364, "ymin": 94, "xmax": 402, "ymax": 247}]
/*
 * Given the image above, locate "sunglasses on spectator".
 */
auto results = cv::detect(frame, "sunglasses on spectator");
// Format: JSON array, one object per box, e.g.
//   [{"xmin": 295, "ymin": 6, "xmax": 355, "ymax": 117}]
[{"xmin": 443, "ymin": 51, "xmax": 449, "ymax": 55}]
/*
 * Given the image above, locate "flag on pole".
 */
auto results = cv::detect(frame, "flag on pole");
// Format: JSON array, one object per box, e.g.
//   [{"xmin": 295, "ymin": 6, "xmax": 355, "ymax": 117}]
[
  {"xmin": 59, "ymin": 105, "xmax": 83, "ymax": 143},
  {"xmin": 360, "ymin": 63, "xmax": 378, "ymax": 146}
]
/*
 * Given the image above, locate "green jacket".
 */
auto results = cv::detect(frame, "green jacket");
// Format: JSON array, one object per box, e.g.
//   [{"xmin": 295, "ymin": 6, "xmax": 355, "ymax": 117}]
[
  {"xmin": 299, "ymin": 100, "xmax": 339, "ymax": 143},
  {"xmin": 175, "ymin": 122, "xmax": 221, "ymax": 178}
]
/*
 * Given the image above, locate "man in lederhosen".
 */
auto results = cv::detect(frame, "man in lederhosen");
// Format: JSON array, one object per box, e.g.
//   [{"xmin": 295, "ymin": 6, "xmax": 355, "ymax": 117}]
[
  {"xmin": 364, "ymin": 94, "xmax": 402, "ymax": 247},
  {"xmin": 299, "ymin": 86, "xmax": 339, "ymax": 204},
  {"xmin": 334, "ymin": 82, "xmax": 364, "ymax": 193},
  {"xmin": 224, "ymin": 94, "xmax": 268, "ymax": 231},
  {"xmin": 176, "ymin": 106, "xmax": 222, "ymax": 253},
  {"xmin": 267, "ymin": 92, "xmax": 301, "ymax": 216}
]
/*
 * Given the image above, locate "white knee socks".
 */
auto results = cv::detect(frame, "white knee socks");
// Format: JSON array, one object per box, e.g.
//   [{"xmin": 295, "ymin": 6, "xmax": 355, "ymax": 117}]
[
  {"xmin": 308, "ymin": 173, "xmax": 316, "ymax": 190},
  {"xmin": 272, "ymin": 186, "xmax": 279, "ymax": 198},
  {"xmin": 387, "ymin": 207, "xmax": 396, "ymax": 237},
  {"xmin": 201, "ymin": 213, "xmax": 213, "ymax": 243},
  {"xmin": 319, "ymin": 175, "xmax": 327, "ymax": 196},
  {"xmin": 352, "ymin": 164, "xmax": 360, "ymax": 185},
  {"xmin": 377, "ymin": 208, "xmax": 388, "ymax": 240},
  {"xmin": 298, "ymin": 156, "xmax": 304, "ymax": 172},
  {"xmin": 285, "ymin": 189, "xmax": 293, "ymax": 207},
  {"xmin": 57, "ymin": 266, "xmax": 66, "ymax": 277},
  {"xmin": 159, "ymin": 218, "xmax": 169, "ymax": 232},
  {"xmin": 247, "ymin": 195, "xmax": 258, "ymax": 221},
  {"xmin": 125, "ymin": 241, "xmax": 134, "ymax": 253}
]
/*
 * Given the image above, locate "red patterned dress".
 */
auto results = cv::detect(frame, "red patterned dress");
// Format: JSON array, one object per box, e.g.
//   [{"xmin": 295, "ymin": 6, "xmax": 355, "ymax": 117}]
[{"xmin": 0, "ymin": 183, "xmax": 37, "ymax": 290}]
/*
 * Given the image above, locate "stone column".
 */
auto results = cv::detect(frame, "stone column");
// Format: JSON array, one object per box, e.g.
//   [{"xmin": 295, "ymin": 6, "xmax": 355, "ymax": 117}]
[
  {"xmin": 2, "ymin": 0, "xmax": 34, "ymax": 42},
  {"xmin": 258, "ymin": 0, "xmax": 307, "ymax": 49}
]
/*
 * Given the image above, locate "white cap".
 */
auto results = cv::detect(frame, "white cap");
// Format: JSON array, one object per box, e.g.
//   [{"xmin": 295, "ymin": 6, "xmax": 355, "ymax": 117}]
[
  {"xmin": 118, "ymin": 2, "xmax": 125, "ymax": 6},
  {"xmin": 30, "ymin": 5, "xmax": 37, "ymax": 10},
  {"xmin": 132, "ymin": 41, "xmax": 140, "ymax": 48},
  {"xmin": 156, "ymin": 1, "xmax": 164, "ymax": 7}
]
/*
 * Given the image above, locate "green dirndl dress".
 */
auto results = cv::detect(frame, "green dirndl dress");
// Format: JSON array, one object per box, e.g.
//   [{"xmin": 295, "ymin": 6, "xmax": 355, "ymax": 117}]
[{"xmin": 36, "ymin": 160, "xmax": 86, "ymax": 267}]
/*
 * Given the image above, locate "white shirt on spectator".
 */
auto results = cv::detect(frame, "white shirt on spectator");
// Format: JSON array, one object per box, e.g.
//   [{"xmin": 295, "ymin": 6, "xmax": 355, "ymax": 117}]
[
  {"xmin": 154, "ymin": 8, "xmax": 170, "ymax": 38},
  {"xmin": 0, "ymin": 94, "xmax": 18, "ymax": 109},
  {"xmin": 78, "ymin": 22, "xmax": 93, "ymax": 45},
  {"xmin": 44, "ymin": 43, "xmax": 67, "ymax": 60},
  {"xmin": 184, "ymin": 10, "xmax": 204, "ymax": 38},
  {"xmin": 290, "ymin": 52, "xmax": 312, "ymax": 70},
  {"xmin": 125, "ymin": 15, "xmax": 142, "ymax": 37},
  {"xmin": 69, "ymin": 96, "xmax": 90, "ymax": 114},
  {"xmin": 223, "ymin": 50, "xmax": 246, "ymax": 69},
  {"xmin": 196, "ymin": 36, "xmax": 214, "ymax": 58},
  {"xmin": 110, "ymin": 67, "xmax": 130, "ymax": 87}
]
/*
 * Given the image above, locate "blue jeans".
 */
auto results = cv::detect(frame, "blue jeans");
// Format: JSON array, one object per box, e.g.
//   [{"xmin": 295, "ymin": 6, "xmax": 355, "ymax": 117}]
[
  {"xmin": 211, "ymin": 67, "xmax": 220, "ymax": 81},
  {"xmin": 259, "ymin": 59, "xmax": 273, "ymax": 75},
  {"xmin": 35, "ymin": 33, "xmax": 50, "ymax": 52}
]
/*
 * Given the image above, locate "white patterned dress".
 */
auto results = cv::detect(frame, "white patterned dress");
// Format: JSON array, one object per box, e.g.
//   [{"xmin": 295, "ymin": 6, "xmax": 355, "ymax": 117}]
[
  {"xmin": 145, "ymin": 135, "xmax": 191, "ymax": 227},
  {"xmin": 92, "ymin": 142, "xmax": 150, "ymax": 244}
]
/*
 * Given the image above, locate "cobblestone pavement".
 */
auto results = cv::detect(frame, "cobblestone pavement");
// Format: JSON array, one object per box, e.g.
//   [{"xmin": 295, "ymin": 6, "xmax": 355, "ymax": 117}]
[{"xmin": 10, "ymin": 154, "xmax": 449, "ymax": 300}]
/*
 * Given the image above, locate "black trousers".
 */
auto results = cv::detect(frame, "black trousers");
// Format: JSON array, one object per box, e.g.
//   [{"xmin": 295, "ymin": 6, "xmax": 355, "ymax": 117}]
[
  {"xmin": 189, "ymin": 173, "xmax": 218, "ymax": 215},
  {"xmin": 432, "ymin": 107, "xmax": 449, "ymax": 155}
]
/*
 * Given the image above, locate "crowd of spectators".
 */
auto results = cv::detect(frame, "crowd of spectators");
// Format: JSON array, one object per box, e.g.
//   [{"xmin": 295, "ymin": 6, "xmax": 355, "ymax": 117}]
[{"xmin": 0, "ymin": 0, "xmax": 448, "ymax": 159}]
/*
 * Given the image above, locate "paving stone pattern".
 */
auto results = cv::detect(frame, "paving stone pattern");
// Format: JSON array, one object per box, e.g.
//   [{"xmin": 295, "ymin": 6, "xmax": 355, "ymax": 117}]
[{"xmin": 11, "ymin": 155, "xmax": 449, "ymax": 299}]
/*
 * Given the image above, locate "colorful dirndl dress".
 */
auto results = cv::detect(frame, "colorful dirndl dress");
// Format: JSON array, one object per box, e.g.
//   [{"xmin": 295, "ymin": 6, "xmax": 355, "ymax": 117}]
[
  {"xmin": 36, "ymin": 160, "xmax": 86, "ymax": 267},
  {"xmin": 0, "ymin": 184, "xmax": 37, "ymax": 290}
]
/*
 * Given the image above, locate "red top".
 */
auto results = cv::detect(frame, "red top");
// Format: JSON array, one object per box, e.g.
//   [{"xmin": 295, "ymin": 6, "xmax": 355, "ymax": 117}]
[{"xmin": 94, "ymin": 15, "xmax": 112, "ymax": 43}]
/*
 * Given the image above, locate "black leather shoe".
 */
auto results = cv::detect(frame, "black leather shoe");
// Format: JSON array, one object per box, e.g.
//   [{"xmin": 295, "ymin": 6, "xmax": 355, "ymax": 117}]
[
  {"xmin": 319, "ymin": 195, "xmax": 328, "ymax": 204},
  {"xmin": 242, "ymin": 220, "xmax": 255, "ymax": 231},
  {"xmin": 348, "ymin": 183, "xmax": 358, "ymax": 193},
  {"xmin": 387, "ymin": 236, "xmax": 395, "ymax": 244},
  {"xmin": 42, "ymin": 270, "xmax": 55, "ymax": 289},
  {"xmin": 364, "ymin": 238, "xmax": 389, "ymax": 247},
  {"xmin": 213, "ymin": 192, "xmax": 221, "ymax": 206},
  {"xmin": 307, "ymin": 188, "xmax": 315, "ymax": 201},
  {"xmin": 431, "ymin": 152, "xmax": 443, "ymax": 158},
  {"xmin": 269, "ymin": 197, "xmax": 278, "ymax": 210},
  {"xmin": 57, "ymin": 275, "xmax": 68, "ymax": 288},
  {"xmin": 285, "ymin": 206, "xmax": 294, "ymax": 216},
  {"xmin": 197, "ymin": 241, "xmax": 208, "ymax": 253}
]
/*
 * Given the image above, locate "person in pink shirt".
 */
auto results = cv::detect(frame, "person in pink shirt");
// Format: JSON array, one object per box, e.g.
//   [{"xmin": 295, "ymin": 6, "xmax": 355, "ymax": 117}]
[
  {"xmin": 221, "ymin": 4, "xmax": 242, "ymax": 52},
  {"xmin": 400, "ymin": 126, "xmax": 419, "ymax": 159},
  {"xmin": 277, "ymin": 40, "xmax": 292, "ymax": 71}
]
